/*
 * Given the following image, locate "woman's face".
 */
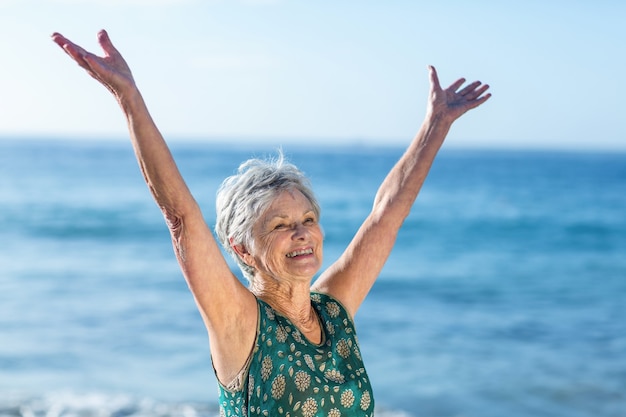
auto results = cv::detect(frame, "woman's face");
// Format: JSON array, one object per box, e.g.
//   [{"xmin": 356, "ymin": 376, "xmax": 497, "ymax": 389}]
[{"xmin": 247, "ymin": 189, "xmax": 323, "ymax": 285}]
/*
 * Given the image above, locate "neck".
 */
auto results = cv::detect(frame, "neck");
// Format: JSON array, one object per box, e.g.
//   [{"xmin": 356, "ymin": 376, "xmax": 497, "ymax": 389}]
[{"xmin": 252, "ymin": 278, "xmax": 317, "ymax": 329}]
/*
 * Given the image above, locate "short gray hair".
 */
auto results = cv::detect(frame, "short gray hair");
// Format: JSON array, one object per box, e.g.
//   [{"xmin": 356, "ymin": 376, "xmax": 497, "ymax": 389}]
[{"xmin": 215, "ymin": 151, "xmax": 320, "ymax": 284}]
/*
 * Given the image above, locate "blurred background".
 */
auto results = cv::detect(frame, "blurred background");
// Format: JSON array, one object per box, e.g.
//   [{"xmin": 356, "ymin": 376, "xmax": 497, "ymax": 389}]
[
  {"xmin": 1, "ymin": 0, "xmax": 625, "ymax": 150},
  {"xmin": 1, "ymin": 1, "xmax": 625, "ymax": 417}
]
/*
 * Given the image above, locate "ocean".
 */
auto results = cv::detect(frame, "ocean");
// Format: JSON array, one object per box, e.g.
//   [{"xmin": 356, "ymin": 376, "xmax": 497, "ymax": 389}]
[{"xmin": 1, "ymin": 139, "xmax": 625, "ymax": 417}]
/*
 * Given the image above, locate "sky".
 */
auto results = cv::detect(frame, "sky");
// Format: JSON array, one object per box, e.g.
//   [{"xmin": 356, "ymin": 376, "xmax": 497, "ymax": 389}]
[{"xmin": 0, "ymin": 0, "xmax": 624, "ymax": 151}]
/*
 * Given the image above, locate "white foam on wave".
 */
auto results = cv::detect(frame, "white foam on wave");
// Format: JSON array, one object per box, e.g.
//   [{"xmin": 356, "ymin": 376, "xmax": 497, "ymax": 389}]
[
  {"xmin": 0, "ymin": 391, "xmax": 217, "ymax": 417},
  {"xmin": 0, "ymin": 392, "xmax": 414, "ymax": 417}
]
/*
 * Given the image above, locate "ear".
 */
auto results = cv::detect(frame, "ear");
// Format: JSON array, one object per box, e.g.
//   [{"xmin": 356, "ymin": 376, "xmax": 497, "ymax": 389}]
[{"xmin": 230, "ymin": 237, "xmax": 255, "ymax": 267}]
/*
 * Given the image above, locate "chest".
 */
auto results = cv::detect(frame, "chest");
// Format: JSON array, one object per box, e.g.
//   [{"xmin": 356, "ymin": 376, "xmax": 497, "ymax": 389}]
[{"xmin": 243, "ymin": 296, "xmax": 375, "ymax": 416}]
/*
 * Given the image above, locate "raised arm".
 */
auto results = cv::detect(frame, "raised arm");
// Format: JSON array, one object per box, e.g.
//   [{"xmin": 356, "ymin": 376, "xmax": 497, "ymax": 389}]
[
  {"xmin": 313, "ymin": 66, "xmax": 491, "ymax": 316},
  {"xmin": 51, "ymin": 30, "xmax": 257, "ymax": 384}
]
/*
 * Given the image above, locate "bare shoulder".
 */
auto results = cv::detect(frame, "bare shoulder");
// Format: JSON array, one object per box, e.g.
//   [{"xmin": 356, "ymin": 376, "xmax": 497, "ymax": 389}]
[
  {"xmin": 207, "ymin": 286, "xmax": 259, "ymax": 387},
  {"xmin": 311, "ymin": 268, "xmax": 360, "ymax": 318}
]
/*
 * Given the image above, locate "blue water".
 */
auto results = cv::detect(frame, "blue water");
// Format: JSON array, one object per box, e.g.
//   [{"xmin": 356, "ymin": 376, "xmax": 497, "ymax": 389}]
[{"xmin": 1, "ymin": 139, "xmax": 625, "ymax": 417}]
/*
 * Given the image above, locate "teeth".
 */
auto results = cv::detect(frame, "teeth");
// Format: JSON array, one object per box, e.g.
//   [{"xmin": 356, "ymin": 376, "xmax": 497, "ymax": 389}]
[{"xmin": 286, "ymin": 248, "xmax": 313, "ymax": 258}]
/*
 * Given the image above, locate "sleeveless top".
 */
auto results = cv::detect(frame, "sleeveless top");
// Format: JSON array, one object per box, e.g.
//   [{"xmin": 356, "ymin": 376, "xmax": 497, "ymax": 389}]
[{"xmin": 216, "ymin": 292, "xmax": 375, "ymax": 417}]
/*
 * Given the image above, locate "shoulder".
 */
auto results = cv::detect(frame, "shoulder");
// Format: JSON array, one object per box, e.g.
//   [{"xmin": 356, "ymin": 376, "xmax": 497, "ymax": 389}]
[{"xmin": 311, "ymin": 292, "xmax": 354, "ymax": 325}]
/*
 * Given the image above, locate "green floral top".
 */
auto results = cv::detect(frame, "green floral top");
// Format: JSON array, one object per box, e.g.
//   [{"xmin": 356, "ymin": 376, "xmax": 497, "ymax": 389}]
[{"xmin": 216, "ymin": 292, "xmax": 375, "ymax": 417}]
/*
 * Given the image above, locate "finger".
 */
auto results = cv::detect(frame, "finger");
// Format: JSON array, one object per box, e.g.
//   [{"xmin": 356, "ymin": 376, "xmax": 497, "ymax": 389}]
[
  {"xmin": 51, "ymin": 32, "xmax": 69, "ymax": 48},
  {"xmin": 51, "ymin": 32, "xmax": 90, "ymax": 65},
  {"xmin": 466, "ymin": 91, "xmax": 492, "ymax": 109},
  {"xmin": 464, "ymin": 84, "xmax": 490, "ymax": 101},
  {"xmin": 447, "ymin": 77, "xmax": 466, "ymax": 92},
  {"xmin": 428, "ymin": 65, "xmax": 442, "ymax": 91},
  {"xmin": 51, "ymin": 32, "xmax": 79, "ymax": 59},
  {"xmin": 458, "ymin": 81, "xmax": 482, "ymax": 96},
  {"xmin": 51, "ymin": 32, "xmax": 85, "ymax": 56},
  {"xmin": 97, "ymin": 29, "xmax": 120, "ymax": 58},
  {"xmin": 63, "ymin": 42, "xmax": 92, "ymax": 67}
]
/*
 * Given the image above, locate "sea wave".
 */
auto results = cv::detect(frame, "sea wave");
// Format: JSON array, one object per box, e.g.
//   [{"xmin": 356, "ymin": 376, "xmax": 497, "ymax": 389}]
[
  {"xmin": 0, "ymin": 392, "xmax": 414, "ymax": 417},
  {"xmin": 0, "ymin": 391, "xmax": 213, "ymax": 417}
]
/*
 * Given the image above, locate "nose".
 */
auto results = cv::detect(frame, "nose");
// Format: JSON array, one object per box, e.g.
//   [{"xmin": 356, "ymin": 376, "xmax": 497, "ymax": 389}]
[{"xmin": 291, "ymin": 222, "xmax": 309, "ymax": 240}]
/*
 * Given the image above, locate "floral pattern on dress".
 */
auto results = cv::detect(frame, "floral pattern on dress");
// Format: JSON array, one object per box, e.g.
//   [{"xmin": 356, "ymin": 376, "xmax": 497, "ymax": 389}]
[
  {"xmin": 260, "ymin": 355, "xmax": 273, "ymax": 381},
  {"xmin": 294, "ymin": 370, "xmax": 311, "ymax": 392},
  {"xmin": 324, "ymin": 369, "xmax": 345, "ymax": 384},
  {"xmin": 271, "ymin": 375, "xmax": 286, "ymax": 400},
  {"xmin": 340, "ymin": 389, "xmax": 355, "ymax": 408},
  {"xmin": 275, "ymin": 325, "xmax": 288, "ymax": 343},
  {"xmin": 327, "ymin": 408, "xmax": 341, "ymax": 417},
  {"xmin": 325, "ymin": 302, "xmax": 341, "ymax": 318}
]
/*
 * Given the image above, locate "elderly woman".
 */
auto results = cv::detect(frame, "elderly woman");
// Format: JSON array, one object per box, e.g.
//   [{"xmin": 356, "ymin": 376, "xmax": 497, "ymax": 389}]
[{"xmin": 52, "ymin": 30, "xmax": 490, "ymax": 416}]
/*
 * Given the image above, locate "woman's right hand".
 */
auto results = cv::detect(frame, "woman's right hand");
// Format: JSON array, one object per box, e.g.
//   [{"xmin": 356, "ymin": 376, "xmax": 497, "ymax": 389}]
[{"xmin": 52, "ymin": 30, "xmax": 136, "ymax": 101}]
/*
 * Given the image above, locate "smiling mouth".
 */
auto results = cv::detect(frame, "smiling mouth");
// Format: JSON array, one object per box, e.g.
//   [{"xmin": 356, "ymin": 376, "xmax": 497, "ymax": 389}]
[{"xmin": 286, "ymin": 248, "xmax": 313, "ymax": 258}]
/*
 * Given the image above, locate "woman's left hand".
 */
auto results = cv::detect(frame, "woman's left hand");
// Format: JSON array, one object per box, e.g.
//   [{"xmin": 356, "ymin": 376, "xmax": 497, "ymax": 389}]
[{"xmin": 426, "ymin": 65, "xmax": 491, "ymax": 124}]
